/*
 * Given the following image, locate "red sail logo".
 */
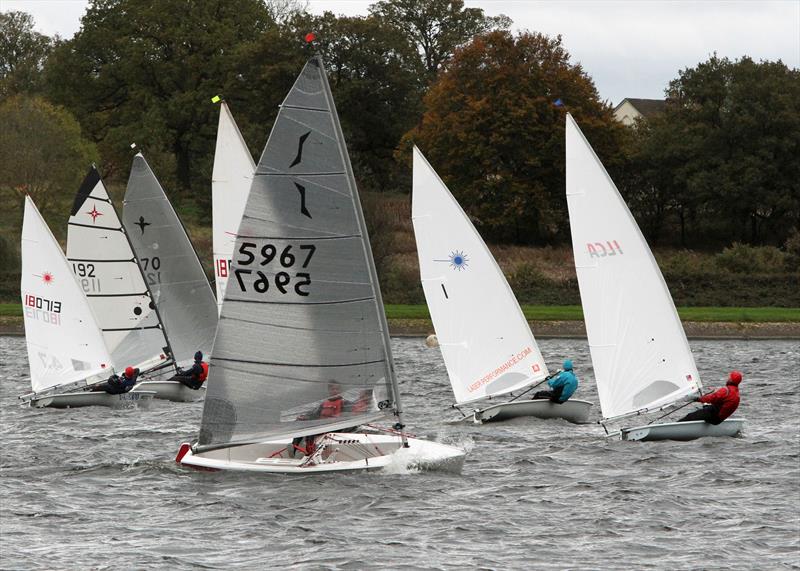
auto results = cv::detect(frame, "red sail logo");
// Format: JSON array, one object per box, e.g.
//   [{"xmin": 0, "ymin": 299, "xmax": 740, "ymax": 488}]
[{"xmin": 587, "ymin": 240, "xmax": 623, "ymax": 258}]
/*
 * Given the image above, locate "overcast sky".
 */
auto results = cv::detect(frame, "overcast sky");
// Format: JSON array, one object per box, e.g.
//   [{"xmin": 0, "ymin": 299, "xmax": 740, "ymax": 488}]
[{"xmin": 5, "ymin": 0, "xmax": 799, "ymax": 105}]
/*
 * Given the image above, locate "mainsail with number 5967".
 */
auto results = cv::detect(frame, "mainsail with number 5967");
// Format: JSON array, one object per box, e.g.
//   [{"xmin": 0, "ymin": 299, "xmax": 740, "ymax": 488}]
[{"xmin": 176, "ymin": 55, "xmax": 465, "ymax": 473}]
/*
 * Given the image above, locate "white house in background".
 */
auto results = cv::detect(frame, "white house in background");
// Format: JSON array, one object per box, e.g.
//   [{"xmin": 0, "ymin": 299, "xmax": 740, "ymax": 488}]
[{"xmin": 613, "ymin": 98, "xmax": 667, "ymax": 126}]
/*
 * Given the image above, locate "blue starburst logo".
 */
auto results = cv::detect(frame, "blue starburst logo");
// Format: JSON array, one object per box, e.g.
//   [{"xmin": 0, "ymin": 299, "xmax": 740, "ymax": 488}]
[{"xmin": 448, "ymin": 250, "xmax": 469, "ymax": 271}]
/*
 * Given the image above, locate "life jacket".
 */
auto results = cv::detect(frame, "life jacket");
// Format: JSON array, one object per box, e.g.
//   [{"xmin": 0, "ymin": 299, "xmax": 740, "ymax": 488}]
[
  {"xmin": 700, "ymin": 383, "xmax": 740, "ymax": 421},
  {"xmin": 199, "ymin": 361, "xmax": 209, "ymax": 382},
  {"xmin": 320, "ymin": 396, "xmax": 344, "ymax": 418}
]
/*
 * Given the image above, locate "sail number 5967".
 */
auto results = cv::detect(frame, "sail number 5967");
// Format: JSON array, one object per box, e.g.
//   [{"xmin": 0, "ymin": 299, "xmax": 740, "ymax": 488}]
[{"xmin": 235, "ymin": 242, "xmax": 315, "ymax": 296}]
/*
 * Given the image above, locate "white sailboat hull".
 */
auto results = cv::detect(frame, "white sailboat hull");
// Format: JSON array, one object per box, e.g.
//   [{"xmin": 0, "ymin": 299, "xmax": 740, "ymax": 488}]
[
  {"xmin": 30, "ymin": 390, "xmax": 156, "ymax": 409},
  {"xmin": 473, "ymin": 399, "xmax": 593, "ymax": 424},
  {"xmin": 135, "ymin": 380, "xmax": 205, "ymax": 402},
  {"xmin": 176, "ymin": 432, "xmax": 466, "ymax": 474},
  {"xmin": 618, "ymin": 419, "xmax": 745, "ymax": 442}
]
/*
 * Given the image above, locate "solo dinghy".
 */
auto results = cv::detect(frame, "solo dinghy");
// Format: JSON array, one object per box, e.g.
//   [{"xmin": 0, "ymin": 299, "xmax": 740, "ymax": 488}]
[
  {"xmin": 123, "ymin": 154, "xmax": 219, "ymax": 400},
  {"xmin": 20, "ymin": 196, "xmax": 155, "ymax": 408},
  {"xmin": 565, "ymin": 113, "xmax": 744, "ymax": 441},
  {"xmin": 176, "ymin": 56, "xmax": 465, "ymax": 473},
  {"xmin": 212, "ymin": 100, "xmax": 255, "ymax": 314},
  {"xmin": 411, "ymin": 147, "xmax": 592, "ymax": 424},
  {"xmin": 66, "ymin": 166, "xmax": 196, "ymax": 402}
]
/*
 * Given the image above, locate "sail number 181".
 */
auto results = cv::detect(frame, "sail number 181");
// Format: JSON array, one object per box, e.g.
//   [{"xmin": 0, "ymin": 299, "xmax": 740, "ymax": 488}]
[{"xmin": 234, "ymin": 242, "xmax": 315, "ymax": 296}]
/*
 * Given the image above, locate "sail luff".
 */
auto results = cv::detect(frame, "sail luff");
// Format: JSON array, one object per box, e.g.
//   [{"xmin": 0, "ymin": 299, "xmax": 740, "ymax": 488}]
[
  {"xmin": 412, "ymin": 147, "xmax": 549, "ymax": 405},
  {"xmin": 565, "ymin": 113, "xmax": 700, "ymax": 420},
  {"xmin": 315, "ymin": 55, "xmax": 405, "ymax": 427}
]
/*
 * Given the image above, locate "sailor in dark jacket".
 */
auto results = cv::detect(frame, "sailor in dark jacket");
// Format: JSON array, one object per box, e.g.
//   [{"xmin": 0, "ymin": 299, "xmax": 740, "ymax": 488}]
[
  {"xmin": 91, "ymin": 366, "xmax": 139, "ymax": 394},
  {"xmin": 171, "ymin": 351, "xmax": 208, "ymax": 390}
]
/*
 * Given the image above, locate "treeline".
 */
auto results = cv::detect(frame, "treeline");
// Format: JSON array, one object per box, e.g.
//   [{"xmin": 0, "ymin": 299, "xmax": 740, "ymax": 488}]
[{"xmin": 1, "ymin": 0, "xmax": 798, "ymax": 255}]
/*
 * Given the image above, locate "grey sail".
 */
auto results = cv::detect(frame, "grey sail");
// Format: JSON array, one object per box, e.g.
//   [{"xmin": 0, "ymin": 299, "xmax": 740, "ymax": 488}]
[
  {"xmin": 197, "ymin": 56, "xmax": 397, "ymax": 450},
  {"xmin": 123, "ymin": 154, "xmax": 219, "ymax": 365},
  {"xmin": 66, "ymin": 166, "xmax": 172, "ymax": 370}
]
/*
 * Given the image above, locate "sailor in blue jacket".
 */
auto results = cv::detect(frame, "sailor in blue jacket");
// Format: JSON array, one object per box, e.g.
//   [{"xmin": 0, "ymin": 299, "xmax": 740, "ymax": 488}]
[{"xmin": 532, "ymin": 360, "xmax": 579, "ymax": 403}]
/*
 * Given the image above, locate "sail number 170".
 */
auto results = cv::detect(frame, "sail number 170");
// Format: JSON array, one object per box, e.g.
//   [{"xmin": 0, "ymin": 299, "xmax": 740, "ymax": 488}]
[{"xmin": 235, "ymin": 243, "xmax": 315, "ymax": 296}]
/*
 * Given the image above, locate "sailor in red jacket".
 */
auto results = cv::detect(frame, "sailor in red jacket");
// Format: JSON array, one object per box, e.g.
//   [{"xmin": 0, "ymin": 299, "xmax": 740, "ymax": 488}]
[{"xmin": 679, "ymin": 371, "xmax": 742, "ymax": 425}]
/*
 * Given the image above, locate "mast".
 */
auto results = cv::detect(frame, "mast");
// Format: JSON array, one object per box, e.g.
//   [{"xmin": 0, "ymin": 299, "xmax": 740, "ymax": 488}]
[{"xmin": 316, "ymin": 56, "xmax": 408, "ymax": 445}]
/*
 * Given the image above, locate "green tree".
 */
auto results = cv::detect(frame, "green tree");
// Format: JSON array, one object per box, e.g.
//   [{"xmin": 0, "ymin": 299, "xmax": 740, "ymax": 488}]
[
  {"xmin": 43, "ymin": 0, "xmax": 277, "ymax": 209},
  {"xmin": 369, "ymin": 0, "xmax": 510, "ymax": 81},
  {"xmin": 404, "ymin": 30, "xmax": 624, "ymax": 244},
  {"xmin": 0, "ymin": 11, "xmax": 53, "ymax": 96},
  {"xmin": 637, "ymin": 55, "xmax": 800, "ymax": 246},
  {"xmin": 0, "ymin": 95, "xmax": 98, "ymax": 233}
]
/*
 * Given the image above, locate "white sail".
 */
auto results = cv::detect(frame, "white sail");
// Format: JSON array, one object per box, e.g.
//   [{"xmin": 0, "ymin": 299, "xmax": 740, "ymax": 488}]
[
  {"xmin": 212, "ymin": 101, "xmax": 256, "ymax": 314},
  {"xmin": 412, "ymin": 147, "xmax": 549, "ymax": 404},
  {"xmin": 66, "ymin": 167, "xmax": 171, "ymax": 370},
  {"xmin": 565, "ymin": 113, "xmax": 701, "ymax": 421},
  {"xmin": 21, "ymin": 196, "xmax": 114, "ymax": 393}
]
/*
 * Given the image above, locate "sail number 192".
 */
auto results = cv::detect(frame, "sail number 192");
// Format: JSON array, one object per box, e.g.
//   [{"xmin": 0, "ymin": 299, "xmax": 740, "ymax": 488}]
[{"xmin": 234, "ymin": 243, "xmax": 315, "ymax": 296}]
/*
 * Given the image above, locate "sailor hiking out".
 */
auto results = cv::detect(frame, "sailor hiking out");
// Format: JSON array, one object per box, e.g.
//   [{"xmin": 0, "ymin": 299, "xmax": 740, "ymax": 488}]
[
  {"xmin": 532, "ymin": 360, "xmax": 579, "ymax": 404},
  {"xmin": 679, "ymin": 371, "xmax": 742, "ymax": 425},
  {"xmin": 91, "ymin": 367, "xmax": 140, "ymax": 395},
  {"xmin": 170, "ymin": 351, "xmax": 209, "ymax": 390}
]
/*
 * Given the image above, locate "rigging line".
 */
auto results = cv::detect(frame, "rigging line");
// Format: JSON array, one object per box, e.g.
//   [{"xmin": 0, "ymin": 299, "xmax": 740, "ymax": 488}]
[
  {"xmin": 280, "ymin": 104, "xmax": 329, "ymax": 112},
  {"xmin": 68, "ymin": 222, "xmax": 122, "ymax": 232},
  {"xmin": 225, "ymin": 297, "xmax": 375, "ymax": 306},
  {"xmin": 102, "ymin": 325, "xmax": 161, "ymax": 332},
  {"xmin": 214, "ymin": 356, "xmax": 386, "ymax": 368}
]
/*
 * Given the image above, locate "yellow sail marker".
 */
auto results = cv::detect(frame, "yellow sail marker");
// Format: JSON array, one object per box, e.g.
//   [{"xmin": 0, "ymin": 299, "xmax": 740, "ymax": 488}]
[{"xmin": 211, "ymin": 95, "xmax": 221, "ymax": 104}]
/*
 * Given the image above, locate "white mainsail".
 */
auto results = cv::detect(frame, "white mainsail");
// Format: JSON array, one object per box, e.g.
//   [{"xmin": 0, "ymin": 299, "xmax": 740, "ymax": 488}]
[
  {"xmin": 66, "ymin": 167, "xmax": 171, "ymax": 370},
  {"xmin": 22, "ymin": 196, "xmax": 114, "ymax": 394},
  {"xmin": 565, "ymin": 113, "xmax": 701, "ymax": 421},
  {"xmin": 412, "ymin": 147, "xmax": 549, "ymax": 404},
  {"xmin": 123, "ymin": 154, "xmax": 219, "ymax": 365},
  {"xmin": 212, "ymin": 101, "xmax": 256, "ymax": 314}
]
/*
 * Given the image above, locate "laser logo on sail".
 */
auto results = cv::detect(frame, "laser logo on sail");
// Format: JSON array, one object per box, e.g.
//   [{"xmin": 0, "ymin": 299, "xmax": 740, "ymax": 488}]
[
  {"xmin": 86, "ymin": 205, "xmax": 103, "ymax": 223},
  {"xmin": 587, "ymin": 240, "xmax": 623, "ymax": 258}
]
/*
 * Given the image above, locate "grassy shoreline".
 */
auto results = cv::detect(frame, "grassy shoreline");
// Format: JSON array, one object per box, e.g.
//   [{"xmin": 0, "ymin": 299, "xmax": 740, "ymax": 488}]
[{"xmin": 4, "ymin": 303, "xmax": 798, "ymax": 322}]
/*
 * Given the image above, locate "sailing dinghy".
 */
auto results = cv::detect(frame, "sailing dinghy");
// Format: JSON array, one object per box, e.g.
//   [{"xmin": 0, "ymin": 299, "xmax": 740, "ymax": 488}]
[
  {"xmin": 20, "ymin": 197, "xmax": 155, "ymax": 408},
  {"xmin": 212, "ymin": 100, "xmax": 255, "ymax": 314},
  {"xmin": 176, "ymin": 56, "xmax": 465, "ymax": 473},
  {"xmin": 123, "ymin": 154, "xmax": 220, "ymax": 400},
  {"xmin": 412, "ymin": 147, "xmax": 592, "ymax": 424},
  {"xmin": 565, "ymin": 113, "xmax": 744, "ymax": 441},
  {"xmin": 66, "ymin": 166, "xmax": 196, "ymax": 402}
]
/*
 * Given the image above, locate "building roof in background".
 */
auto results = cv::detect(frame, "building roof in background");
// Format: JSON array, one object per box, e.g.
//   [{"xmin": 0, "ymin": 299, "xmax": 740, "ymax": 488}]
[{"xmin": 615, "ymin": 98, "xmax": 667, "ymax": 118}]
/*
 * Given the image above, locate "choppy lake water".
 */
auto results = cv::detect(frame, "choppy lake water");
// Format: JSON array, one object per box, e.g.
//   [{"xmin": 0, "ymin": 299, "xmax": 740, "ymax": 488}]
[{"xmin": 1, "ymin": 336, "xmax": 798, "ymax": 570}]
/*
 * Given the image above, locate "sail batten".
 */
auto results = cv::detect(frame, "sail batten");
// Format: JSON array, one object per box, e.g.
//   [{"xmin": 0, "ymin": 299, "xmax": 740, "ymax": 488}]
[
  {"xmin": 565, "ymin": 113, "xmax": 700, "ymax": 421},
  {"xmin": 198, "ymin": 56, "xmax": 397, "ymax": 448},
  {"xmin": 412, "ymin": 147, "xmax": 550, "ymax": 404}
]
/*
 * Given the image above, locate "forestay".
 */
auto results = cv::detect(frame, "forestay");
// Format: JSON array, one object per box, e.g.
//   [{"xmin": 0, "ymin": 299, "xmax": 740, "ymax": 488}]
[
  {"xmin": 22, "ymin": 197, "xmax": 114, "ymax": 393},
  {"xmin": 565, "ymin": 113, "xmax": 701, "ymax": 421},
  {"xmin": 411, "ymin": 147, "xmax": 548, "ymax": 404},
  {"xmin": 198, "ymin": 56, "xmax": 395, "ymax": 450},
  {"xmin": 66, "ymin": 167, "xmax": 170, "ymax": 370},
  {"xmin": 123, "ymin": 154, "xmax": 218, "ymax": 364},
  {"xmin": 212, "ymin": 101, "xmax": 256, "ymax": 314}
]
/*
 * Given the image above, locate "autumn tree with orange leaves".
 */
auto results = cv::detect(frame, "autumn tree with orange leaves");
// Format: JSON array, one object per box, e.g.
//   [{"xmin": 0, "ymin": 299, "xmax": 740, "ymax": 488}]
[{"xmin": 404, "ymin": 30, "xmax": 625, "ymax": 244}]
